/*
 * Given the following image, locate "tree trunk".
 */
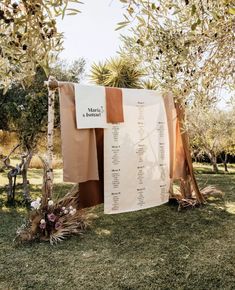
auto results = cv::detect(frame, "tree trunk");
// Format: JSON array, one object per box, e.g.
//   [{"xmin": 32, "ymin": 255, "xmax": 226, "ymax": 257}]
[
  {"xmin": 223, "ymin": 161, "xmax": 228, "ymax": 172},
  {"xmin": 221, "ymin": 153, "xmax": 229, "ymax": 172},
  {"xmin": 211, "ymin": 155, "xmax": 219, "ymax": 173},
  {"xmin": 21, "ymin": 152, "xmax": 33, "ymax": 202},
  {"xmin": 7, "ymin": 167, "xmax": 18, "ymax": 204},
  {"xmin": 7, "ymin": 171, "xmax": 14, "ymax": 204}
]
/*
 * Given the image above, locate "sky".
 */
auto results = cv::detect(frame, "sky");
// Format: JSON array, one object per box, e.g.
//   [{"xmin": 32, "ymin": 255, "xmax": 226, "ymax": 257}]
[
  {"xmin": 57, "ymin": 0, "xmax": 125, "ymax": 65},
  {"xmin": 56, "ymin": 1, "xmax": 233, "ymax": 109}
]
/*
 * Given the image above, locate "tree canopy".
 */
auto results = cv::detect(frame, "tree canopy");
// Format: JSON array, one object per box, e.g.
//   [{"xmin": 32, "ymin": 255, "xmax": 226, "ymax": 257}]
[
  {"xmin": 0, "ymin": 59, "xmax": 86, "ymax": 151},
  {"xmin": 187, "ymin": 106, "xmax": 235, "ymax": 172},
  {"xmin": 0, "ymin": 0, "xmax": 82, "ymax": 91},
  {"xmin": 119, "ymin": 0, "xmax": 235, "ymax": 104}
]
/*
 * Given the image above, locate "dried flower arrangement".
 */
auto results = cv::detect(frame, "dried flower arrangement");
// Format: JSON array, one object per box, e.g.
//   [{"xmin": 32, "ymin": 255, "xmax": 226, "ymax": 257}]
[{"xmin": 15, "ymin": 185, "xmax": 87, "ymax": 245}]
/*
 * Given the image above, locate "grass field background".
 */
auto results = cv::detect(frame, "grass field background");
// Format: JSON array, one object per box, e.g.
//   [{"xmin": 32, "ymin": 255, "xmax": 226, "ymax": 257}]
[{"xmin": 0, "ymin": 163, "xmax": 234, "ymax": 290}]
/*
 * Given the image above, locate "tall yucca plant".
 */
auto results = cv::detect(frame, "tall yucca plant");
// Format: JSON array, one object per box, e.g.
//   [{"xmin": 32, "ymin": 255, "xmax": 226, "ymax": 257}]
[
  {"xmin": 141, "ymin": 79, "xmax": 158, "ymax": 90},
  {"xmin": 90, "ymin": 62, "xmax": 110, "ymax": 86},
  {"xmin": 90, "ymin": 58, "xmax": 145, "ymax": 88}
]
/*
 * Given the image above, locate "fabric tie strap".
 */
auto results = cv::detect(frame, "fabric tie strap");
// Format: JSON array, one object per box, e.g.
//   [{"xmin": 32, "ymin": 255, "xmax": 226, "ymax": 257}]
[{"xmin": 105, "ymin": 87, "xmax": 124, "ymax": 123}]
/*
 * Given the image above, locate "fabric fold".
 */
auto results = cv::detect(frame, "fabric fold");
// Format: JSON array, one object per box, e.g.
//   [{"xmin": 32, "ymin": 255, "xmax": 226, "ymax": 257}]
[{"xmin": 163, "ymin": 92, "xmax": 187, "ymax": 179}]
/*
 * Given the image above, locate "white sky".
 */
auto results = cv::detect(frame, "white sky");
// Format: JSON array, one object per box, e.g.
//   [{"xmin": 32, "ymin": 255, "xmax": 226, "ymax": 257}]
[{"xmin": 57, "ymin": 0, "xmax": 125, "ymax": 65}]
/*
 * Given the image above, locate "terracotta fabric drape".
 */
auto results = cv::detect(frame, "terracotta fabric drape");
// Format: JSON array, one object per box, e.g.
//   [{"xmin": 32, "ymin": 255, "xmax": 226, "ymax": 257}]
[
  {"xmin": 173, "ymin": 118, "xmax": 187, "ymax": 179},
  {"xmin": 59, "ymin": 82, "xmax": 99, "ymax": 183},
  {"xmin": 105, "ymin": 87, "xmax": 124, "ymax": 123},
  {"xmin": 78, "ymin": 129, "xmax": 104, "ymax": 209},
  {"xmin": 59, "ymin": 83, "xmax": 104, "ymax": 208},
  {"xmin": 59, "ymin": 84, "xmax": 187, "ymax": 209},
  {"xmin": 163, "ymin": 93, "xmax": 187, "ymax": 179}
]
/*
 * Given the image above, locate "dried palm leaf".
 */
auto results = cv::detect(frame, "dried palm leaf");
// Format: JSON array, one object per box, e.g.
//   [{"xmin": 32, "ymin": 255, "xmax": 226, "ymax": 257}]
[
  {"xmin": 49, "ymin": 211, "xmax": 87, "ymax": 245},
  {"xmin": 15, "ymin": 184, "xmax": 88, "ymax": 244},
  {"xmin": 200, "ymin": 186, "xmax": 224, "ymax": 199}
]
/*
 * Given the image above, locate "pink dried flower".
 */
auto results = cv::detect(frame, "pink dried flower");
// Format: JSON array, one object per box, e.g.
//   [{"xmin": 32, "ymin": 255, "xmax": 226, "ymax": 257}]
[
  {"xmin": 39, "ymin": 222, "xmax": 46, "ymax": 229},
  {"xmin": 55, "ymin": 221, "xmax": 62, "ymax": 230},
  {"xmin": 47, "ymin": 213, "xmax": 56, "ymax": 222}
]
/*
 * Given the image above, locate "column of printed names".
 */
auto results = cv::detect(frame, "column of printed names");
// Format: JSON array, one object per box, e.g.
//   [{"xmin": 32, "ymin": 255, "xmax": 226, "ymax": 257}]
[{"xmin": 104, "ymin": 89, "xmax": 170, "ymax": 214}]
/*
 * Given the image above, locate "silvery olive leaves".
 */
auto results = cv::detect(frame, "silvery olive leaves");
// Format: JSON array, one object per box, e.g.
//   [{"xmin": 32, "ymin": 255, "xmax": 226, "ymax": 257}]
[
  {"xmin": 0, "ymin": 0, "xmax": 82, "ymax": 91},
  {"xmin": 118, "ymin": 0, "xmax": 235, "ymax": 106}
]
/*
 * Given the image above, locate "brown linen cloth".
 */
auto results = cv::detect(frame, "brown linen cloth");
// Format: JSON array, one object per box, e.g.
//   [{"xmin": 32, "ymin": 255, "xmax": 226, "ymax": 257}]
[
  {"xmin": 59, "ymin": 84, "xmax": 186, "ymax": 209},
  {"xmin": 173, "ymin": 117, "xmax": 187, "ymax": 179},
  {"xmin": 105, "ymin": 87, "xmax": 124, "ymax": 123},
  {"xmin": 59, "ymin": 82, "xmax": 104, "ymax": 209},
  {"xmin": 78, "ymin": 129, "xmax": 104, "ymax": 209},
  {"xmin": 59, "ymin": 82, "xmax": 99, "ymax": 183},
  {"xmin": 163, "ymin": 93, "xmax": 186, "ymax": 179}
]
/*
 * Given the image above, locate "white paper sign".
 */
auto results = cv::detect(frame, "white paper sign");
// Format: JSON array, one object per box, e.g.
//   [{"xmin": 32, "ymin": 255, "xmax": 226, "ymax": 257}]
[
  {"xmin": 104, "ymin": 89, "xmax": 170, "ymax": 214},
  {"xmin": 75, "ymin": 84, "xmax": 107, "ymax": 129}
]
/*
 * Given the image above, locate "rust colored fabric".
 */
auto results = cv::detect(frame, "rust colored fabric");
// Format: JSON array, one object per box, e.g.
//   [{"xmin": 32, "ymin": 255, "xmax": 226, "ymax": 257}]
[
  {"xmin": 59, "ymin": 83, "xmax": 103, "ymax": 209},
  {"xmin": 59, "ymin": 82, "xmax": 99, "ymax": 183},
  {"xmin": 163, "ymin": 93, "xmax": 177, "ymax": 179},
  {"xmin": 105, "ymin": 87, "xmax": 124, "ymax": 123},
  {"xmin": 173, "ymin": 118, "xmax": 187, "ymax": 179},
  {"xmin": 78, "ymin": 129, "xmax": 104, "ymax": 209},
  {"xmin": 78, "ymin": 180, "xmax": 103, "ymax": 209},
  {"xmin": 163, "ymin": 93, "xmax": 187, "ymax": 179}
]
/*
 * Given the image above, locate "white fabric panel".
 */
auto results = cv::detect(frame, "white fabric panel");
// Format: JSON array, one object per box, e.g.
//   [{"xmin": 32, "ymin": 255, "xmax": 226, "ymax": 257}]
[
  {"xmin": 104, "ymin": 88, "xmax": 170, "ymax": 214},
  {"xmin": 74, "ymin": 84, "xmax": 107, "ymax": 129}
]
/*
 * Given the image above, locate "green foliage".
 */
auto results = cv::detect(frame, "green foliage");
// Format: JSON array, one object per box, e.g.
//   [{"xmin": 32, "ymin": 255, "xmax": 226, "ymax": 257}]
[
  {"xmin": 119, "ymin": 0, "xmax": 235, "ymax": 104},
  {"xmin": 0, "ymin": 59, "xmax": 85, "ymax": 151},
  {"xmin": 187, "ymin": 106, "xmax": 235, "ymax": 162},
  {"xmin": 0, "ymin": 68, "xmax": 48, "ymax": 151},
  {"xmin": 0, "ymin": 1, "xmax": 82, "ymax": 90},
  {"xmin": 141, "ymin": 79, "xmax": 158, "ymax": 90},
  {"xmin": 50, "ymin": 59, "xmax": 86, "ymax": 83},
  {"xmin": 90, "ymin": 62, "xmax": 110, "ymax": 86},
  {"xmin": 90, "ymin": 58, "xmax": 145, "ymax": 88}
]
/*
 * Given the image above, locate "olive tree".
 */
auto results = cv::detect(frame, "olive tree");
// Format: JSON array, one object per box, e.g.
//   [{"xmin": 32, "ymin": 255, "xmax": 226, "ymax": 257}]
[
  {"xmin": 118, "ymin": 0, "xmax": 235, "ymax": 104},
  {"xmin": 0, "ymin": 59, "xmax": 85, "ymax": 203},
  {"xmin": 0, "ymin": 0, "xmax": 82, "ymax": 91},
  {"xmin": 187, "ymin": 107, "xmax": 235, "ymax": 173}
]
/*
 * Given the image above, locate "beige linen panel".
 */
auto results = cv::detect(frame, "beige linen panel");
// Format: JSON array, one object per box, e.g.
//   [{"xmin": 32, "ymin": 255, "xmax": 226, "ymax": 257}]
[{"xmin": 59, "ymin": 82, "xmax": 99, "ymax": 183}]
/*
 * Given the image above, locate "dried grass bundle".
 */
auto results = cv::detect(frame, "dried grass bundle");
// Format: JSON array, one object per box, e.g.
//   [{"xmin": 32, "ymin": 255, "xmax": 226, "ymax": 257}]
[
  {"xmin": 15, "ymin": 185, "xmax": 88, "ymax": 245},
  {"xmin": 171, "ymin": 185, "xmax": 223, "ymax": 211}
]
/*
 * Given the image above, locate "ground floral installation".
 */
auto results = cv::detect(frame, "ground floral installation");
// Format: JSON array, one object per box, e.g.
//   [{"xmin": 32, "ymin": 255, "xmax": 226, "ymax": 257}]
[{"xmin": 15, "ymin": 185, "xmax": 87, "ymax": 245}]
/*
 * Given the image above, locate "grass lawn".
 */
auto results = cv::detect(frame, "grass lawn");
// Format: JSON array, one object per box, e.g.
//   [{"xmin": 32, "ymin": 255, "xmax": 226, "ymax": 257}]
[{"xmin": 0, "ymin": 164, "xmax": 234, "ymax": 290}]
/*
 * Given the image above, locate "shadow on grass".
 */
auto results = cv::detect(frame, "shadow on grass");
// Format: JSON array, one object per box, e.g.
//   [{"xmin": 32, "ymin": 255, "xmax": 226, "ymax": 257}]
[
  {"xmin": 194, "ymin": 163, "xmax": 235, "ymax": 175},
  {"xmin": 0, "ymin": 194, "xmax": 234, "ymax": 290},
  {"xmin": 0, "ymin": 183, "xmax": 74, "ymax": 209},
  {"xmin": 0, "ymin": 170, "xmax": 234, "ymax": 290}
]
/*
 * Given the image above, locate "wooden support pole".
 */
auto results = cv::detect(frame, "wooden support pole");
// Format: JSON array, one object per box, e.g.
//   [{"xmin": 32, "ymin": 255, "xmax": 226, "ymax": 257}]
[{"xmin": 45, "ymin": 76, "xmax": 57, "ymax": 199}]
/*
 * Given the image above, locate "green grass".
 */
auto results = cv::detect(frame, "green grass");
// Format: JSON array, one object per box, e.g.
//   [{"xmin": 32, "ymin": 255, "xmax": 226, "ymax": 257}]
[{"xmin": 0, "ymin": 164, "xmax": 235, "ymax": 290}]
